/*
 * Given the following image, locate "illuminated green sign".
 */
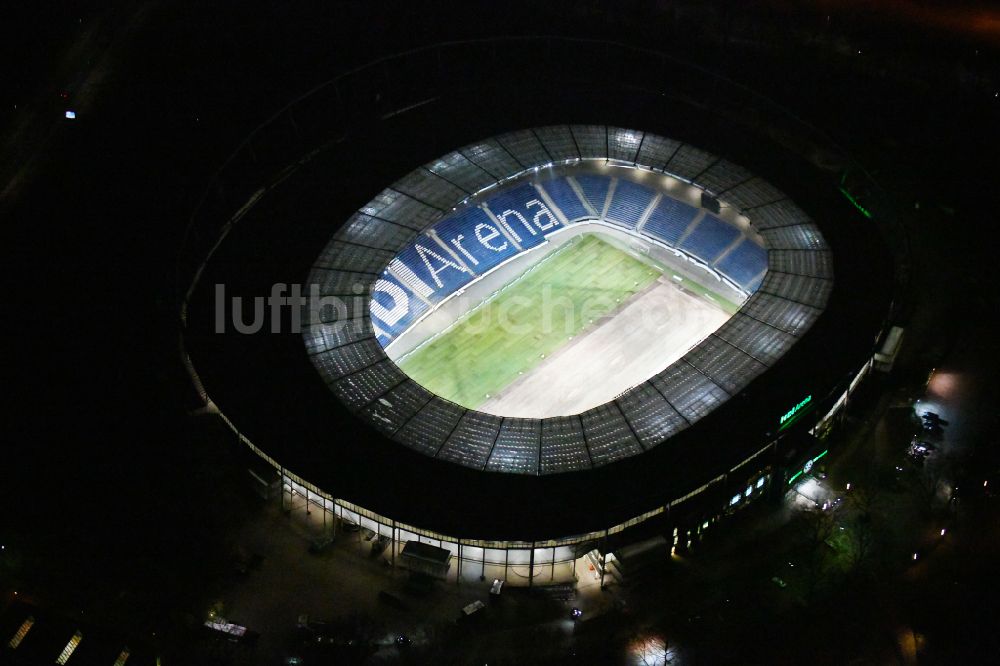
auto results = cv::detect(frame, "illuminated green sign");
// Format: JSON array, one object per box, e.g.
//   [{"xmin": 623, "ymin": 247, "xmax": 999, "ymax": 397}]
[
  {"xmin": 839, "ymin": 187, "xmax": 873, "ymax": 219},
  {"xmin": 787, "ymin": 449, "xmax": 829, "ymax": 485},
  {"xmin": 779, "ymin": 395, "xmax": 813, "ymax": 428}
]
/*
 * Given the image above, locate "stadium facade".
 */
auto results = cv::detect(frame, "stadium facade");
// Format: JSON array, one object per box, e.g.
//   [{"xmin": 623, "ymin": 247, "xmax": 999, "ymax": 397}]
[{"xmin": 179, "ymin": 39, "xmax": 901, "ymax": 585}]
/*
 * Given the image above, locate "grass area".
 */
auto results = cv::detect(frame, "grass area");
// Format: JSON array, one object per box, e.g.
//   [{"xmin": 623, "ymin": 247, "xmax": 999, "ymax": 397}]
[
  {"xmin": 397, "ymin": 234, "xmax": 661, "ymax": 409},
  {"xmin": 642, "ymin": 256, "xmax": 742, "ymax": 315}
]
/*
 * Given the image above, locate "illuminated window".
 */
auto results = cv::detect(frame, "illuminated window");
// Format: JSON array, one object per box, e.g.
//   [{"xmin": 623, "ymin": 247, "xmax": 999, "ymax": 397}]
[
  {"xmin": 756, "ymin": 477, "xmax": 766, "ymax": 489},
  {"xmin": 113, "ymin": 648, "xmax": 131, "ymax": 666},
  {"xmin": 8, "ymin": 616, "xmax": 34, "ymax": 648},
  {"xmin": 730, "ymin": 494, "xmax": 740, "ymax": 506},
  {"xmin": 56, "ymin": 630, "xmax": 82, "ymax": 664},
  {"xmin": 745, "ymin": 485, "xmax": 753, "ymax": 497}
]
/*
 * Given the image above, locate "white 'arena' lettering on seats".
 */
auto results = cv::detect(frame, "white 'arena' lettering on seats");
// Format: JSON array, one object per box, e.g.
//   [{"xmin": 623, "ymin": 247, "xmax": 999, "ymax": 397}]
[
  {"xmin": 526, "ymin": 199, "xmax": 559, "ymax": 231},
  {"xmin": 414, "ymin": 243, "xmax": 471, "ymax": 289},
  {"xmin": 475, "ymin": 222, "xmax": 509, "ymax": 252}
]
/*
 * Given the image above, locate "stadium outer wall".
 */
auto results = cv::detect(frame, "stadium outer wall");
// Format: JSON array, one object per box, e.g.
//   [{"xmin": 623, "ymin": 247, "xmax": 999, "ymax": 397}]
[{"xmin": 178, "ymin": 39, "xmax": 902, "ymax": 585}]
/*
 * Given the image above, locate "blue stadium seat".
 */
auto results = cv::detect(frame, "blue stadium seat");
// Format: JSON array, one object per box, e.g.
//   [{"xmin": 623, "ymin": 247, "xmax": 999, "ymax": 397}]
[
  {"xmin": 605, "ymin": 179, "xmax": 656, "ymax": 229},
  {"xmin": 430, "ymin": 207, "xmax": 520, "ymax": 276},
  {"xmin": 679, "ymin": 214, "xmax": 740, "ymax": 263},
  {"xmin": 640, "ymin": 196, "xmax": 699, "ymax": 246},
  {"xmin": 370, "ymin": 271, "xmax": 431, "ymax": 345},
  {"xmin": 392, "ymin": 234, "xmax": 475, "ymax": 304},
  {"xmin": 715, "ymin": 238, "xmax": 768, "ymax": 292},
  {"xmin": 483, "ymin": 182, "xmax": 560, "ymax": 250},
  {"xmin": 573, "ymin": 174, "xmax": 611, "ymax": 215},
  {"xmin": 539, "ymin": 178, "xmax": 591, "ymax": 222},
  {"xmin": 378, "ymin": 176, "xmax": 766, "ymax": 345}
]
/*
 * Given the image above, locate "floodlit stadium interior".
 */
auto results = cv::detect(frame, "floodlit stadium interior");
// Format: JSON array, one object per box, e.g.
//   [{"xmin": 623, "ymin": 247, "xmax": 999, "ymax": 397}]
[{"xmin": 306, "ymin": 128, "xmax": 831, "ymax": 473}]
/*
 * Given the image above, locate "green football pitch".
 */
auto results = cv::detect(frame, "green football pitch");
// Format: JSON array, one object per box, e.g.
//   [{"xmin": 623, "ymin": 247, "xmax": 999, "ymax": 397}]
[{"xmin": 396, "ymin": 233, "xmax": 661, "ymax": 410}]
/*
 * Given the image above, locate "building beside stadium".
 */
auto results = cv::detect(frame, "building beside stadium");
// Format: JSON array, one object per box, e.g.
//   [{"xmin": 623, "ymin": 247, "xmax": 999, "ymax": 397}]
[{"xmin": 179, "ymin": 39, "xmax": 902, "ymax": 587}]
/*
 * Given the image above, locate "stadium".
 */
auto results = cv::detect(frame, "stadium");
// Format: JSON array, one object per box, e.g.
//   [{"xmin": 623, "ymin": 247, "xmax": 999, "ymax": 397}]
[{"xmin": 180, "ymin": 39, "xmax": 899, "ymax": 586}]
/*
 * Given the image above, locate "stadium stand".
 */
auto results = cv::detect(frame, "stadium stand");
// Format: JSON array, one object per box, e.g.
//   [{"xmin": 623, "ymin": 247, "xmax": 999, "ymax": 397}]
[
  {"xmin": 605, "ymin": 179, "xmax": 656, "ymax": 229},
  {"xmin": 538, "ymin": 178, "xmax": 591, "ymax": 222},
  {"xmin": 640, "ymin": 196, "xmax": 700, "ymax": 246},
  {"xmin": 743, "ymin": 273, "xmax": 766, "ymax": 294},
  {"xmin": 715, "ymin": 238, "xmax": 768, "ymax": 290},
  {"xmin": 679, "ymin": 214, "xmax": 741, "ymax": 263},
  {"xmin": 391, "ymin": 236, "xmax": 475, "ymax": 304},
  {"xmin": 483, "ymin": 182, "xmax": 559, "ymax": 250},
  {"xmin": 428, "ymin": 206, "xmax": 520, "ymax": 275},
  {"xmin": 365, "ymin": 170, "xmax": 783, "ymax": 344},
  {"xmin": 573, "ymin": 174, "xmax": 612, "ymax": 216},
  {"xmin": 370, "ymin": 271, "xmax": 431, "ymax": 344}
]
